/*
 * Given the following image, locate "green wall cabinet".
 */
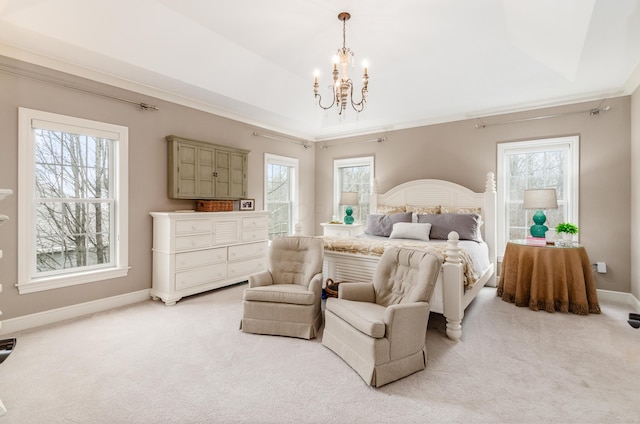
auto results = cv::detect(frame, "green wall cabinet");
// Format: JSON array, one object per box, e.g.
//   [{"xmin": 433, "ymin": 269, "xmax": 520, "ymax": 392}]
[{"xmin": 166, "ymin": 135, "xmax": 249, "ymax": 199}]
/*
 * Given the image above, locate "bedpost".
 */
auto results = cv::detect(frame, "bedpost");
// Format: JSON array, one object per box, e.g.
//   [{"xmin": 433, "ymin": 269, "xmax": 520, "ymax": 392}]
[
  {"xmin": 484, "ymin": 172, "xmax": 497, "ymax": 287},
  {"xmin": 370, "ymin": 179, "xmax": 378, "ymax": 214},
  {"xmin": 442, "ymin": 231, "xmax": 464, "ymax": 341}
]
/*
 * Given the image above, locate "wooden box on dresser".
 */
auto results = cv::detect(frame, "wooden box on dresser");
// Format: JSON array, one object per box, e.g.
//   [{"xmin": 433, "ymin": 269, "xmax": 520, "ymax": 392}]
[{"xmin": 150, "ymin": 210, "xmax": 269, "ymax": 305}]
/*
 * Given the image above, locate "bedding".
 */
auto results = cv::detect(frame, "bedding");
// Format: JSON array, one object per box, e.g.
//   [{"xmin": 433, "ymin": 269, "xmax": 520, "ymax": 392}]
[{"xmin": 322, "ymin": 234, "xmax": 489, "ymax": 290}]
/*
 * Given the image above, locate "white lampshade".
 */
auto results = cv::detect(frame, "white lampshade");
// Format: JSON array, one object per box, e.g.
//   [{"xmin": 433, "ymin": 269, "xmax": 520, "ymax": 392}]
[
  {"xmin": 339, "ymin": 192, "xmax": 359, "ymax": 205},
  {"xmin": 523, "ymin": 189, "xmax": 558, "ymax": 210}
]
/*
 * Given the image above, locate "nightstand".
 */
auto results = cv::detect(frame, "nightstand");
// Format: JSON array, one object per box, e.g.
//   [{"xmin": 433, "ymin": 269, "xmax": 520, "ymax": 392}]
[
  {"xmin": 321, "ymin": 223, "xmax": 364, "ymax": 237},
  {"xmin": 497, "ymin": 240, "xmax": 600, "ymax": 315}
]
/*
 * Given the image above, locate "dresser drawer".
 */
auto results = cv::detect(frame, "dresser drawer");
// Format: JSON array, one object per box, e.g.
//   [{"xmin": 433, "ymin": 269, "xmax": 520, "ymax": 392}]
[
  {"xmin": 175, "ymin": 263, "xmax": 227, "ymax": 291},
  {"xmin": 242, "ymin": 229, "xmax": 268, "ymax": 243},
  {"xmin": 175, "ymin": 247, "xmax": 226, "ymax": 271},
  {"xmin": 228, "ymin": 241, "xmax": 267, "ymax": 262},
  {"xmin": 175, "ymin": 219, "xmax": 211, "ymax": 235},
  {"xmin": 228, "ymin": 256, "xmax": 267, "ymax": 278},
  {"xmin": 175, "ymin": 234, "xmax": 212, "ymax": 251},
  {"xmin": 242, "ymin": 216, "xmax": 267, "ymax": 230},
  {"xmin": 325, "ymin": 228, "xmax": 353, "ymax": 237}
]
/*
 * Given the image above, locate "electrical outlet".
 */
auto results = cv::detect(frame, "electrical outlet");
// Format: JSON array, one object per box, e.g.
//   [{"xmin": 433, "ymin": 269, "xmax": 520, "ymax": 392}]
[{"xmin": 597, "ymin": 262, "xmax": 607, "ymax": 273}]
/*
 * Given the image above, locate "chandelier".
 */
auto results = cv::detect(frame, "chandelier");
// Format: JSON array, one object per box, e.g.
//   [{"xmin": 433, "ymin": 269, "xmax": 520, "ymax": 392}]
[{"xmin": 313, "ymin": 12, "xmax": 369, "ymax": 115}]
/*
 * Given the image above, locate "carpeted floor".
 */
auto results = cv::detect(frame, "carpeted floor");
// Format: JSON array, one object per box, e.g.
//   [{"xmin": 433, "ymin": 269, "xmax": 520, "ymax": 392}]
[{"xmin": 0, "ymin": 284, "xmax": 638, "ymax": 424}]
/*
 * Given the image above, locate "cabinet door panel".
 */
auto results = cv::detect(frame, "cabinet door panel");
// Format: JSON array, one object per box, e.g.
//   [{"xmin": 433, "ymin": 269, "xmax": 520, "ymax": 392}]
[
  {"xmin": 177, "ymin": 144, "xmax": 196, "ymax": 198},
  {"xmin": 215, "ymin": 150, "xmax": 231, "ymax": 197},
  {"xmin": 198, "ymin": 147, "xmax": 215, "ymax": 198},
  {"xmin": 214, "ymin": 219, "xmax": 239, "ymax": 245}
]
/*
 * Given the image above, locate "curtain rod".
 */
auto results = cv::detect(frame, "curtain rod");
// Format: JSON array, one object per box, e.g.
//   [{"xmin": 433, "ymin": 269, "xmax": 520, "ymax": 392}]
[
  {"xmin": 252, "ymin": 131, "xmax": 310, "ymax": 148},
  {"xmin": 474, "ymin": 106, "xmax": 610, "ymax": 129},
  {"xmin": 0, "ymin": 64, "xmax": 159, "ymax": 111},
  {"xmin": 319, "ymin": 136, "xmax": 386, "ymax": 149}
]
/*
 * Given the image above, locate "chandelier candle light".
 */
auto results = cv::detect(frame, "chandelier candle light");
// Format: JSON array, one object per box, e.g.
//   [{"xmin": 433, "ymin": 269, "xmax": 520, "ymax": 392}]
[
  {"xmin": 523, "ymin": 188, "xmax": 558, "ymax": 238},
  {"xmin": 340, "ymin": 192, "xmax": 359, "ymax": 225},
  {"xmin": 314, "ymin": 12, "xmax": 369, "ymax": 115}
]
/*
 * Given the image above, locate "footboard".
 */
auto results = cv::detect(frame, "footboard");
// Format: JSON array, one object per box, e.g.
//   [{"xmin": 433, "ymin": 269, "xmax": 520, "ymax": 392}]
[{"xmin": 323, "ymin": 232, "xmax": 493, "ymax": 341}]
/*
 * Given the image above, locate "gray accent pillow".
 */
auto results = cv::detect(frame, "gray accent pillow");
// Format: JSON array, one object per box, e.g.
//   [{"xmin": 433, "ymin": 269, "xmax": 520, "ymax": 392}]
[
  {"xmin": 417, "ymin": 213, "xmax": 483, "ymax": 242},
  {"xmin": 364, "ymin": 212, "xmax": 412, "ymax": 237}
]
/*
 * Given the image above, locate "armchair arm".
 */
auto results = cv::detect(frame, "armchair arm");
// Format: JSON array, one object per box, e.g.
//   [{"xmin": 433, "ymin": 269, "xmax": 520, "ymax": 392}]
[
  {"xmin": 248, "ymin": 270, "xmax": 274, "ymax": 288},
  {"xmin": 384, "ymin": 302, "xmax": 431, "ymax": 360},
  {"xmin": 339, "ymin": 282, "xmax": 375, "ymax": 302},
  {"xmin": 308, "ymin": 273, "xmax": 323, "ymax": 294}
]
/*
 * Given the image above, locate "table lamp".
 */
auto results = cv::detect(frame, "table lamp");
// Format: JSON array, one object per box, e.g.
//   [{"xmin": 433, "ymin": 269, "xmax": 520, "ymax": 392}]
[
  {"xmin": 523, "ymin": 188, "xmax": 558, "ymax": 237},
  {"xmin": 339, "ymin": 192, "xmax": 359, "ymax": 225}
]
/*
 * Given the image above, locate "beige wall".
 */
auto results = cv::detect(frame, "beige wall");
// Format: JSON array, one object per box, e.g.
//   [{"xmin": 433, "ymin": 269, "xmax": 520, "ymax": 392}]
[
  {"xmin": 315, "ymin": 96, "xmax": 632, "ymax": 293},
  {"xmin": 631, "ymin": 86, "xmax": 640, "ymax": 300},
  {"xmin": 0, "ymin": 56, "xmax": 316, "ymax": 320}
]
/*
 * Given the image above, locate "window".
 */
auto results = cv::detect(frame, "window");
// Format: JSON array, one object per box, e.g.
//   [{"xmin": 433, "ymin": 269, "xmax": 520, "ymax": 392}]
[
  {"xmin": 497, "ymin": 136, "xmax": 579, "ymax": 255},
  {"xmin": 333, "ymin": 156, "xmax": 374, "ymax": 223},
  {"xmin": 264, "ymin": 153, "xmax": 298, "ymax": 239},
  {"xmin": 18, "ymin": 108, "xmax": 129, "ymax": 294}
]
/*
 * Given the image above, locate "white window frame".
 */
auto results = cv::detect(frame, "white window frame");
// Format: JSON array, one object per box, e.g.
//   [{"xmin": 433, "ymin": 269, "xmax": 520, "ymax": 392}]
[
  {"xmin": 333, "ymin": 156, "xmax": 374, "ymax": 222},
  {"xmin": 264, "ymin": 153, "xmax": 299, "ymax": 238},
  {"xmin": 17, "ymin": 108, "xmax": 129, "ymax": 294},
  {"xmin": 497, "ymin": 135, "xmax": 579, "ymax": 256}
]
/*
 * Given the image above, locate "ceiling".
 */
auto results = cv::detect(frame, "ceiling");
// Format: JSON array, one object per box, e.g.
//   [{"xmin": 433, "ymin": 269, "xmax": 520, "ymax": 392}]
[{"xmin": 1, "ymin": 0, "xmax": 640, "ymax": 141}]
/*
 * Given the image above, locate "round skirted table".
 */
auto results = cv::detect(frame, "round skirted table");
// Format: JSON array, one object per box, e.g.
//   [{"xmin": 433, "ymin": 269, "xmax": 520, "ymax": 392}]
[{"xmin": 497, "ymin": 241, "xmax": 601, "ymax": 315}]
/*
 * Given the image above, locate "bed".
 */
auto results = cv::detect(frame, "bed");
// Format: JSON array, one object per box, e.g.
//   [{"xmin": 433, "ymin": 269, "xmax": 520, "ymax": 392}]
[{"xmin": 319, "ymin": 172, "xmax": 497, "ymax": 341}]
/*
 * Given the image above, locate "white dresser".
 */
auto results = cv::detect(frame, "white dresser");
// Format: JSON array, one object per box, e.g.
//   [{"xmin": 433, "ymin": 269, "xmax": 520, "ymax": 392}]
[{"xmin": 150, "ymin": 210, "xmax": 269, "ymax": 305}]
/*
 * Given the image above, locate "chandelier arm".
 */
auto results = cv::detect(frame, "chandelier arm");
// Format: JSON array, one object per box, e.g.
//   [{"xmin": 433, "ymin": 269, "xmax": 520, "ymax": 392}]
[
  {"xmin": 315, "ymin": 92, "xmax": 337, "ymax": 110},
  {"xmin": 345, "ymin": 78, "xmax": 366, "ymax": 112}
]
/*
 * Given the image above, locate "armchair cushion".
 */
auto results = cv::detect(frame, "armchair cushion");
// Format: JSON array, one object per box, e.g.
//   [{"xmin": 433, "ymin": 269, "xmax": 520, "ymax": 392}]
[
  {"xmin": 326, "ymin": 299, "xmax": 386, "ymax": 338},
  {"xmin": 243, "ymin": 284, "xmax": 316, "ymax": 305}
]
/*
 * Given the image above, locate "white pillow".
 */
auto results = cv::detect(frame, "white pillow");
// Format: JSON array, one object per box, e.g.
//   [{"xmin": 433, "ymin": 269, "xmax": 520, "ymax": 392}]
[{"xmin": 389, "ymin": 222, "xmax": 432, "ymax": 241}]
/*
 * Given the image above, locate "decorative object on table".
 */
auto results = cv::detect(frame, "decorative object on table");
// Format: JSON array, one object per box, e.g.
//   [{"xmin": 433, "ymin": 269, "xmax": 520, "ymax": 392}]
[
  {"xmin": 195, "ymin": 199, "xmax": 233, "ymax": 212},
  {"xmin": 525, "ymin": 235, "xmax": 547, "ymax": 246},
  {"xmin": 313, "ymin": 12, "xmax": 369, "ymax": 115},
  {"xmin": 239, "ymin": 199, "xmax": 255, "ymax": 211},
  {"xmin": 340, "ymin": 192, "xmax": 359, "ymax": 225},
  {"xmin": 555, "ymin": 222, "xmax": 578, "ymax": 246},
  {"xmin": 629, "ymin": 312, "xmax": 640, "ymax": 329},
  {"xmin": 523, "ymin": 188, "xmax": 558, "ymax": 237}
]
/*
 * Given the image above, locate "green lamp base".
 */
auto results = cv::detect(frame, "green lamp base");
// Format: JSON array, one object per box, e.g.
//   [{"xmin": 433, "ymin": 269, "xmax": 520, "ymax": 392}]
[
  {"xmin": 529, "ymin": 209, "xmax": 548, "ymax": 237},
  {"xmin": 344, "ymin": 205, "xmax": 354, "ymax": 225}
]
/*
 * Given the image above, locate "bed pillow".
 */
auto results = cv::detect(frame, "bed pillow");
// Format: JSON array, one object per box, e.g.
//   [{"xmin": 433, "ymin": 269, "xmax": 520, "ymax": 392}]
[
  {"xmin": 389, "ymin": 222, "xmax": 432, "ymax": 241},
  {"xmin": 440, "ymin": 206, "xmax": 481, "ymax": 214},
  {"xmin": 364, "ymin": 212, "xmax": 412, "ymax": 237},
  {"xmin": 417, "ymin": 213, "xmax": 483, "ymax": 242},
  {"xmin": 376, "ymin": 205, "xmax": 406, "ymax": 214}
]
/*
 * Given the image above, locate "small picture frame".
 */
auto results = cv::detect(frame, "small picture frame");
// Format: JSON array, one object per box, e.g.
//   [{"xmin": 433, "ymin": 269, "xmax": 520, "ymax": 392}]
[{"xmin": 240, "ymin": 199, "xmax": 255, "ymax": 211}]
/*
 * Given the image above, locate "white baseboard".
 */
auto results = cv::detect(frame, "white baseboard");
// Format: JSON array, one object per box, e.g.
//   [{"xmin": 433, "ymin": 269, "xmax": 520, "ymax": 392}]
[
  {"xmin": 597, "ymin": 289, "xmax": 640, "ymax": 311},
  {"xmin": 0, "ymin": 289, "xmax": 151, "ymax": 336}
]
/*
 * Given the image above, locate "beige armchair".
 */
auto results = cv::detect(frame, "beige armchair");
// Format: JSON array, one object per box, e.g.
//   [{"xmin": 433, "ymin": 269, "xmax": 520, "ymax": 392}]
[
  {"xmin": 322, "ymin": 247, "xmax": 442, "ymax": 387},
  {"xmin": 240, "ymin": 236, "xmax": 324, "ymax": 339}
]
